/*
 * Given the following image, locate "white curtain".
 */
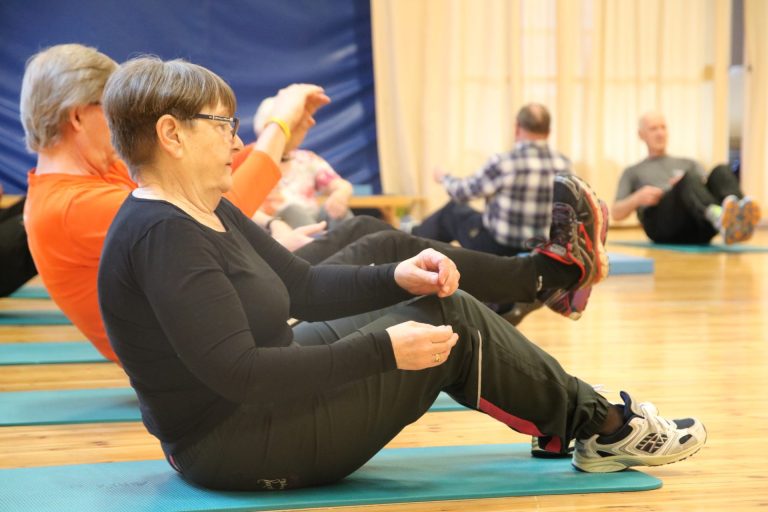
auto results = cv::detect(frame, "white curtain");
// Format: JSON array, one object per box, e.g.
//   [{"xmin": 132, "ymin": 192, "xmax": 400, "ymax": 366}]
[
  {"xmin": 742, "ymin": 0, "xmax": 768, "ymax": 214},
  {"xmin": 371, "ymin": 0, "xmax": 731, "ymax": 219}
]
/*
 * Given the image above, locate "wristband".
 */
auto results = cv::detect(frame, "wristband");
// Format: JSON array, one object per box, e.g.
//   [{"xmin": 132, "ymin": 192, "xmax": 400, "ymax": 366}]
[{"xmin": 267, "ymin": 117, "xmax": 291, "ymax": 142}]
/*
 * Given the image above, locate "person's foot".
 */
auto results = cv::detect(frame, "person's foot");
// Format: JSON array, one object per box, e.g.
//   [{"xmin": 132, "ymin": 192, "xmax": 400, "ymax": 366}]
[
  {"xmin": 720, "ymin": 196, "xmax": 761, "ymax": 245},
  {"xmin": 531, "ymin": 436, "xmax": 575, "ymax": 459},
  {"xmin": 536, "ymin": 182, "xmax": 610, "ymax": 320},
  {"xmin": 572, "ymin": 391, "xmax": 707, "ymax": 473}
]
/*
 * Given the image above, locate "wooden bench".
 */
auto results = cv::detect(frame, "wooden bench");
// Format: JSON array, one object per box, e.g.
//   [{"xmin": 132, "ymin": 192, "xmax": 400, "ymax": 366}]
[{"xmin": 346, "ymin": 195, "xmax": 424, "ymax": 227}]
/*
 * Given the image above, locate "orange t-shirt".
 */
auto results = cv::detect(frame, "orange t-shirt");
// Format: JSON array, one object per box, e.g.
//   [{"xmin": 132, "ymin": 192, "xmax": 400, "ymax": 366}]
[{"xmin": 25, "ymin": 152, "xmax": 280, "ymax": 363}]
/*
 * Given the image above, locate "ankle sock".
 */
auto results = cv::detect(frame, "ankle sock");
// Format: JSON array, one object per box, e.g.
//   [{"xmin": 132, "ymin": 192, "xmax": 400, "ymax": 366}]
[
  {"xmin": 532, "ymin": 253, "xmax": 581, "ymax": 290},
  {"xmin": 705, "ymin": 204, "xmax": 722, "ymax": 229},
  {"xmin": 595, "ymin": 405, "xmax": 636, "ymax": 443}
]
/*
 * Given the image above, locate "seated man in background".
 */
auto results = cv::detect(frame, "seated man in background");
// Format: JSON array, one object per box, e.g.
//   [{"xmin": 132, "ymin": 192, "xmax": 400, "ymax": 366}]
[
  {"xmin": 612, "ymin": 111, "xmax": 760, "ymax": 245},
  {"xmin": 0, "ymin": 185, "xmax": 37, "ymax": 297},
  {"xmin": 233, "ymin": 96, "xmax": 355, "ymax": 231},
  {"xmin": 20, "ymin": 43, "xmax": 328, "ymax": 362},
  {"xmin": 413, "ymin": 103, "xmax": 571, "ymax": 256}
]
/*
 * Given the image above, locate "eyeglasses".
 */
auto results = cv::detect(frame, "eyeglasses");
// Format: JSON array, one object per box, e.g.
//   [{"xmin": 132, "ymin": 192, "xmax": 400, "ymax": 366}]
[{"xmin": 192, "ymin": 113, "xmax": 240, "ymax": 139}]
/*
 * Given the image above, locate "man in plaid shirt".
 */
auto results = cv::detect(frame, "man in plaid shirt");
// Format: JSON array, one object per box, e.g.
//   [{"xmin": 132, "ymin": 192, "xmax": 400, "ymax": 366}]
[{"xmin": 413, "ymin": 104, "xmax": 571, "ymax": 255}]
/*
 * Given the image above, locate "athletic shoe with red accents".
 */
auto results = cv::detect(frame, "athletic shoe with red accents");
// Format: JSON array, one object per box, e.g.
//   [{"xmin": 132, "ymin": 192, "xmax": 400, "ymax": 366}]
[
  {"xmin": 535, "ymin": 175, "xmax": 610, "ymax": 319},
  {"xmin": 540, "ymin": 199, "xmax": 609, "ymax": 320}
]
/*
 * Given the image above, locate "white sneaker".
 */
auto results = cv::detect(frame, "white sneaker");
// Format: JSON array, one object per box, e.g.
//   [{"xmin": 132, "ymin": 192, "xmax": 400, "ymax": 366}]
[{"xmin": 572, "ymin": 391, "xmax": 706, "ymax": 473}]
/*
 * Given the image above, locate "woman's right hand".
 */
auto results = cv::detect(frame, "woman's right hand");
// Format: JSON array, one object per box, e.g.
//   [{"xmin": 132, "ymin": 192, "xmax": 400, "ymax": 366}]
[
  {"xmin": 386, "ymin": 321, "xmax": 458, "ymax": 370},
  {"xmin": 270, "ymin": 84, "xmax": 331, "ymax": 133}
]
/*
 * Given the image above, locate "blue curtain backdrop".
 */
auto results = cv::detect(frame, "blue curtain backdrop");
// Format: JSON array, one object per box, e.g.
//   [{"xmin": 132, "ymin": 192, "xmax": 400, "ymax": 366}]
[{"xmin": 0, "ymin": 0, "xmax": 380, "ymax": 194}]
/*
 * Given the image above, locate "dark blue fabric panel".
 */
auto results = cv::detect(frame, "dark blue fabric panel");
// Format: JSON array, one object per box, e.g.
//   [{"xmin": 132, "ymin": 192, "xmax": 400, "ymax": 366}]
[{"xmin": 0, "ymin": 0, "xmax": 379, "ymax": 194}]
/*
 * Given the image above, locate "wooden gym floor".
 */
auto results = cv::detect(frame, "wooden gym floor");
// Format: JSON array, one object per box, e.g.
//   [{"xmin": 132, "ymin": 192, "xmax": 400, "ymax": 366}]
[{"xmin": 1, "ymin": 226, "xmax": 766, "ymax": 511}]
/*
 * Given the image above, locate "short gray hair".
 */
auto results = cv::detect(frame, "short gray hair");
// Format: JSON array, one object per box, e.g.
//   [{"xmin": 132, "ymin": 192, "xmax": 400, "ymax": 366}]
[
  {"xmin": 516, "ymin": 103, "xmax": 550, "ymax": 135},
  {"xmin": 102, "ymin": 56, "xmax": 237, "ymax": 176},
  {"xmin": 20, "ymin": 44, "xmax": 118, "ymax": 152}
]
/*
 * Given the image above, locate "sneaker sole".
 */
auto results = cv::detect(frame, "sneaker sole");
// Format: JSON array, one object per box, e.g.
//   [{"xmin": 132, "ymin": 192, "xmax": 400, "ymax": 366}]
[
  {"xmin": 723, "ymin": 199, "xmax": 761, "ymax": 245},
  {"xmin": 572, "ymin": 428, "xmax": 707, "ymax": 473},
  {"xmin": 570, "ymin": 175, "xmax": 609, "ymax": 286}
]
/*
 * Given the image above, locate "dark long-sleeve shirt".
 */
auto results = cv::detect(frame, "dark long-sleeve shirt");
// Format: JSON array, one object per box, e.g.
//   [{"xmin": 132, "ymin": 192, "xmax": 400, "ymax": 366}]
[{"xmin": 98, "ymin": 195, "xmax": 411, "ymax": 450}]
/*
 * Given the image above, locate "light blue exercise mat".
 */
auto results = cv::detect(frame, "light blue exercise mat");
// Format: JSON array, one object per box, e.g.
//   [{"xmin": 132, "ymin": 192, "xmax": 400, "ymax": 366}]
[
  {"xmin": 0, "ymin": 342, "xmax": 107, "ymax": 365},
  {"xmin": 0, "ymin": 389, "xmax": 465, "ymax": 427},
  {"xmin": 0, "ymin": 444, "xmax": 661, "ymax": 512},
  {"xmin": 8, "ymin": 285, "xmax": 51, "ymax": 299},
  {"xmin": 613, "ymin": 240, "xmax": 768, "ymax": 254},
  {"xmin": 606, "ymin": 252, "xmax": 654, "ymax": 275},
  {"xmin": 0, "ymin": 388, "xmax": 140, "ymax": 426},
  {"xmin": 0, "ymin": 310, "xmax": 71, "ymax": 325}
]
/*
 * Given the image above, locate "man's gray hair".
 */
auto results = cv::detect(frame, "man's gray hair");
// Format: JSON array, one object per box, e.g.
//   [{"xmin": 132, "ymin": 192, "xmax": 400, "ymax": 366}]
[
  {"xmin": 516, "ymin": 103, "xmax": 550, "ymax": 135},
  {"xmin": 102, "ymin": 56, "xmax": 237, "ymax": 178},
  {"xmin": 20, "ymin": 44, "xmax": 118, "ymax": 152}
]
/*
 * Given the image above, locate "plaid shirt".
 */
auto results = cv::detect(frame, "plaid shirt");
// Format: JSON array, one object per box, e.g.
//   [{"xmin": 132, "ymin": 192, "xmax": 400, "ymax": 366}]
[{"xmin": 441, "ymin": 140, "xmax": 571, "ymax": 248}]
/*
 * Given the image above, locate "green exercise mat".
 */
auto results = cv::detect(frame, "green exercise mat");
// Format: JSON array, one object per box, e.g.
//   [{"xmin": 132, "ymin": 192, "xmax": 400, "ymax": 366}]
[
  {"xmin": 606, "ymin": 252, "xmax": 654, "ymax": 274},
  {"xmin": 0, "ymin": 310, "xmax": 71, "ymax": 325},
  {"xmin": 0, "ymin": 444, "xmax": 661, "ymax": 512},
  {"xmin": 613, "ymin": 240, "xmax": 768, "ymax": 253},
  {"xmin": 8, "ymin": 286, "xmax": 51, "ymax": 299},
  {"xmin": 0, "ymin": 342, "xmax": 106, "ymax": 365},
  {"xmin": 0, "ymin": 389, "xmax": 465, "ymax": 426}
]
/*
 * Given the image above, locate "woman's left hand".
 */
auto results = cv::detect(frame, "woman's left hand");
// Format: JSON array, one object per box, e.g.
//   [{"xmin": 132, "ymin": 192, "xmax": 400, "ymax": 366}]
[{"xmin": 394, "ymin": 249, "xmax": 460, "ymax": 298}]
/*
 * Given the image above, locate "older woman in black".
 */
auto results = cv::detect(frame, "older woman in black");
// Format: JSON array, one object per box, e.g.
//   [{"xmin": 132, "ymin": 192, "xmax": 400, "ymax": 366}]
[{"xmin": 98, "ymin": 57, "xmax": 705, "ymax": 491}]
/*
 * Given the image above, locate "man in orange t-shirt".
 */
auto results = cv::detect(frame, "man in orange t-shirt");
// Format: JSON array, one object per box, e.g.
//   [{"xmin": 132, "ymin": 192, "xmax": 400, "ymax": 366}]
[{"xmin": 21, "ymin": 44, "xmax": 328, "ymax": 362}]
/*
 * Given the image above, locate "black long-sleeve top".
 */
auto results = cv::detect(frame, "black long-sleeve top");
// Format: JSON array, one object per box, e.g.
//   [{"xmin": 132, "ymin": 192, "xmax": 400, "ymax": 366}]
[{"xmin": 98, "ymin": 195, "xmax": 411, "ymax": 451}]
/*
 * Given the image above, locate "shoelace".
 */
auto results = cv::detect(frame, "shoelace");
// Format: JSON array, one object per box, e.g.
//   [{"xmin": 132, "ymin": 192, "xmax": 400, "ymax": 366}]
[
  {"xmin": 638, "ymin": 402, "xmax": 677, "ymax": 436},
  {"xmin": 524, "ymin": 202, "xmax": 580, "ymax": 250},
  {"xmin": 548, "ymin": 203, "xmax": 578, "ymax": 247}
]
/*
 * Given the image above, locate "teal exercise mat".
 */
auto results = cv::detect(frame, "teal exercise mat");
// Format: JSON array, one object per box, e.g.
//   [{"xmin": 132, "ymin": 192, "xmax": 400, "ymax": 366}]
[
  {"xmin": 8, "ymin": 285, "xmax": 50, "ymax": 299},
  {"xmin": 0, "ymin": 342, "xmax": 107, "ymax": 365},
  {"xmin": 430, "ymin": 392, "xmax": 466, "ymax": 411},
  {"xmin": 0, "ymin": 389, "xmax": 464, "ymax": 426},
  {"xmin": 613, "ymin": 240, "xmax": 768, "ymax": 253},
  {"xmin": 0, "ymin": 444, "xmax": 661, "ymax": 512},
  {"xmin": 0, "ymin": 388, "xmax": 139, "ymax": 426},
  {"xmin": 0, "ymin": 310, "xmax": 71, "ymax": 325},
  {"xmin": 607, "ymin": 252, "xmax": 654, "ymax": 275}
]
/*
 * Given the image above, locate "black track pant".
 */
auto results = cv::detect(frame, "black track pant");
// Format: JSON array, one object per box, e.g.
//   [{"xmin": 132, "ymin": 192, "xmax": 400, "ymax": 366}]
[
  {"xmin": 169, "ymin": 291, "xmax": 609, "ymax": 491},
  {"xmin": 413, "ymin": 201, "xmax": 525, "ymax": 255},
  {"xmin": 0, "ymin": 197, "xmax": 37, "ymax": 297},
  {"xmin": 641, "ymin": 165, "xmax": 743, "ymax": 244}
]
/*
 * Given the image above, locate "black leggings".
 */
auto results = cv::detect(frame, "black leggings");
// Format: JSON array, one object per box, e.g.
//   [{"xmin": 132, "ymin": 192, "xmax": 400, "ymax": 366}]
[
  {"xmin": 169, "ymin": 291, "xmax": 609, "ymax": 491},
  {"xmin": 320, "ymin": 229, "xmax": 540, "ymax": 304},
  {"xmin": 0, "ymin": 197, "xmax": 37, "ymax": 297},
  {"xmin": 293, "ymin": 215, "xmax": 396, "ymax": 264},
  {"xmin": 298, "ymin": 215, "xmax": 555, "ymax": 304},
  {"xmin": 641, "ymin": 164, "xmax": 742, "ymax": 244}
]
